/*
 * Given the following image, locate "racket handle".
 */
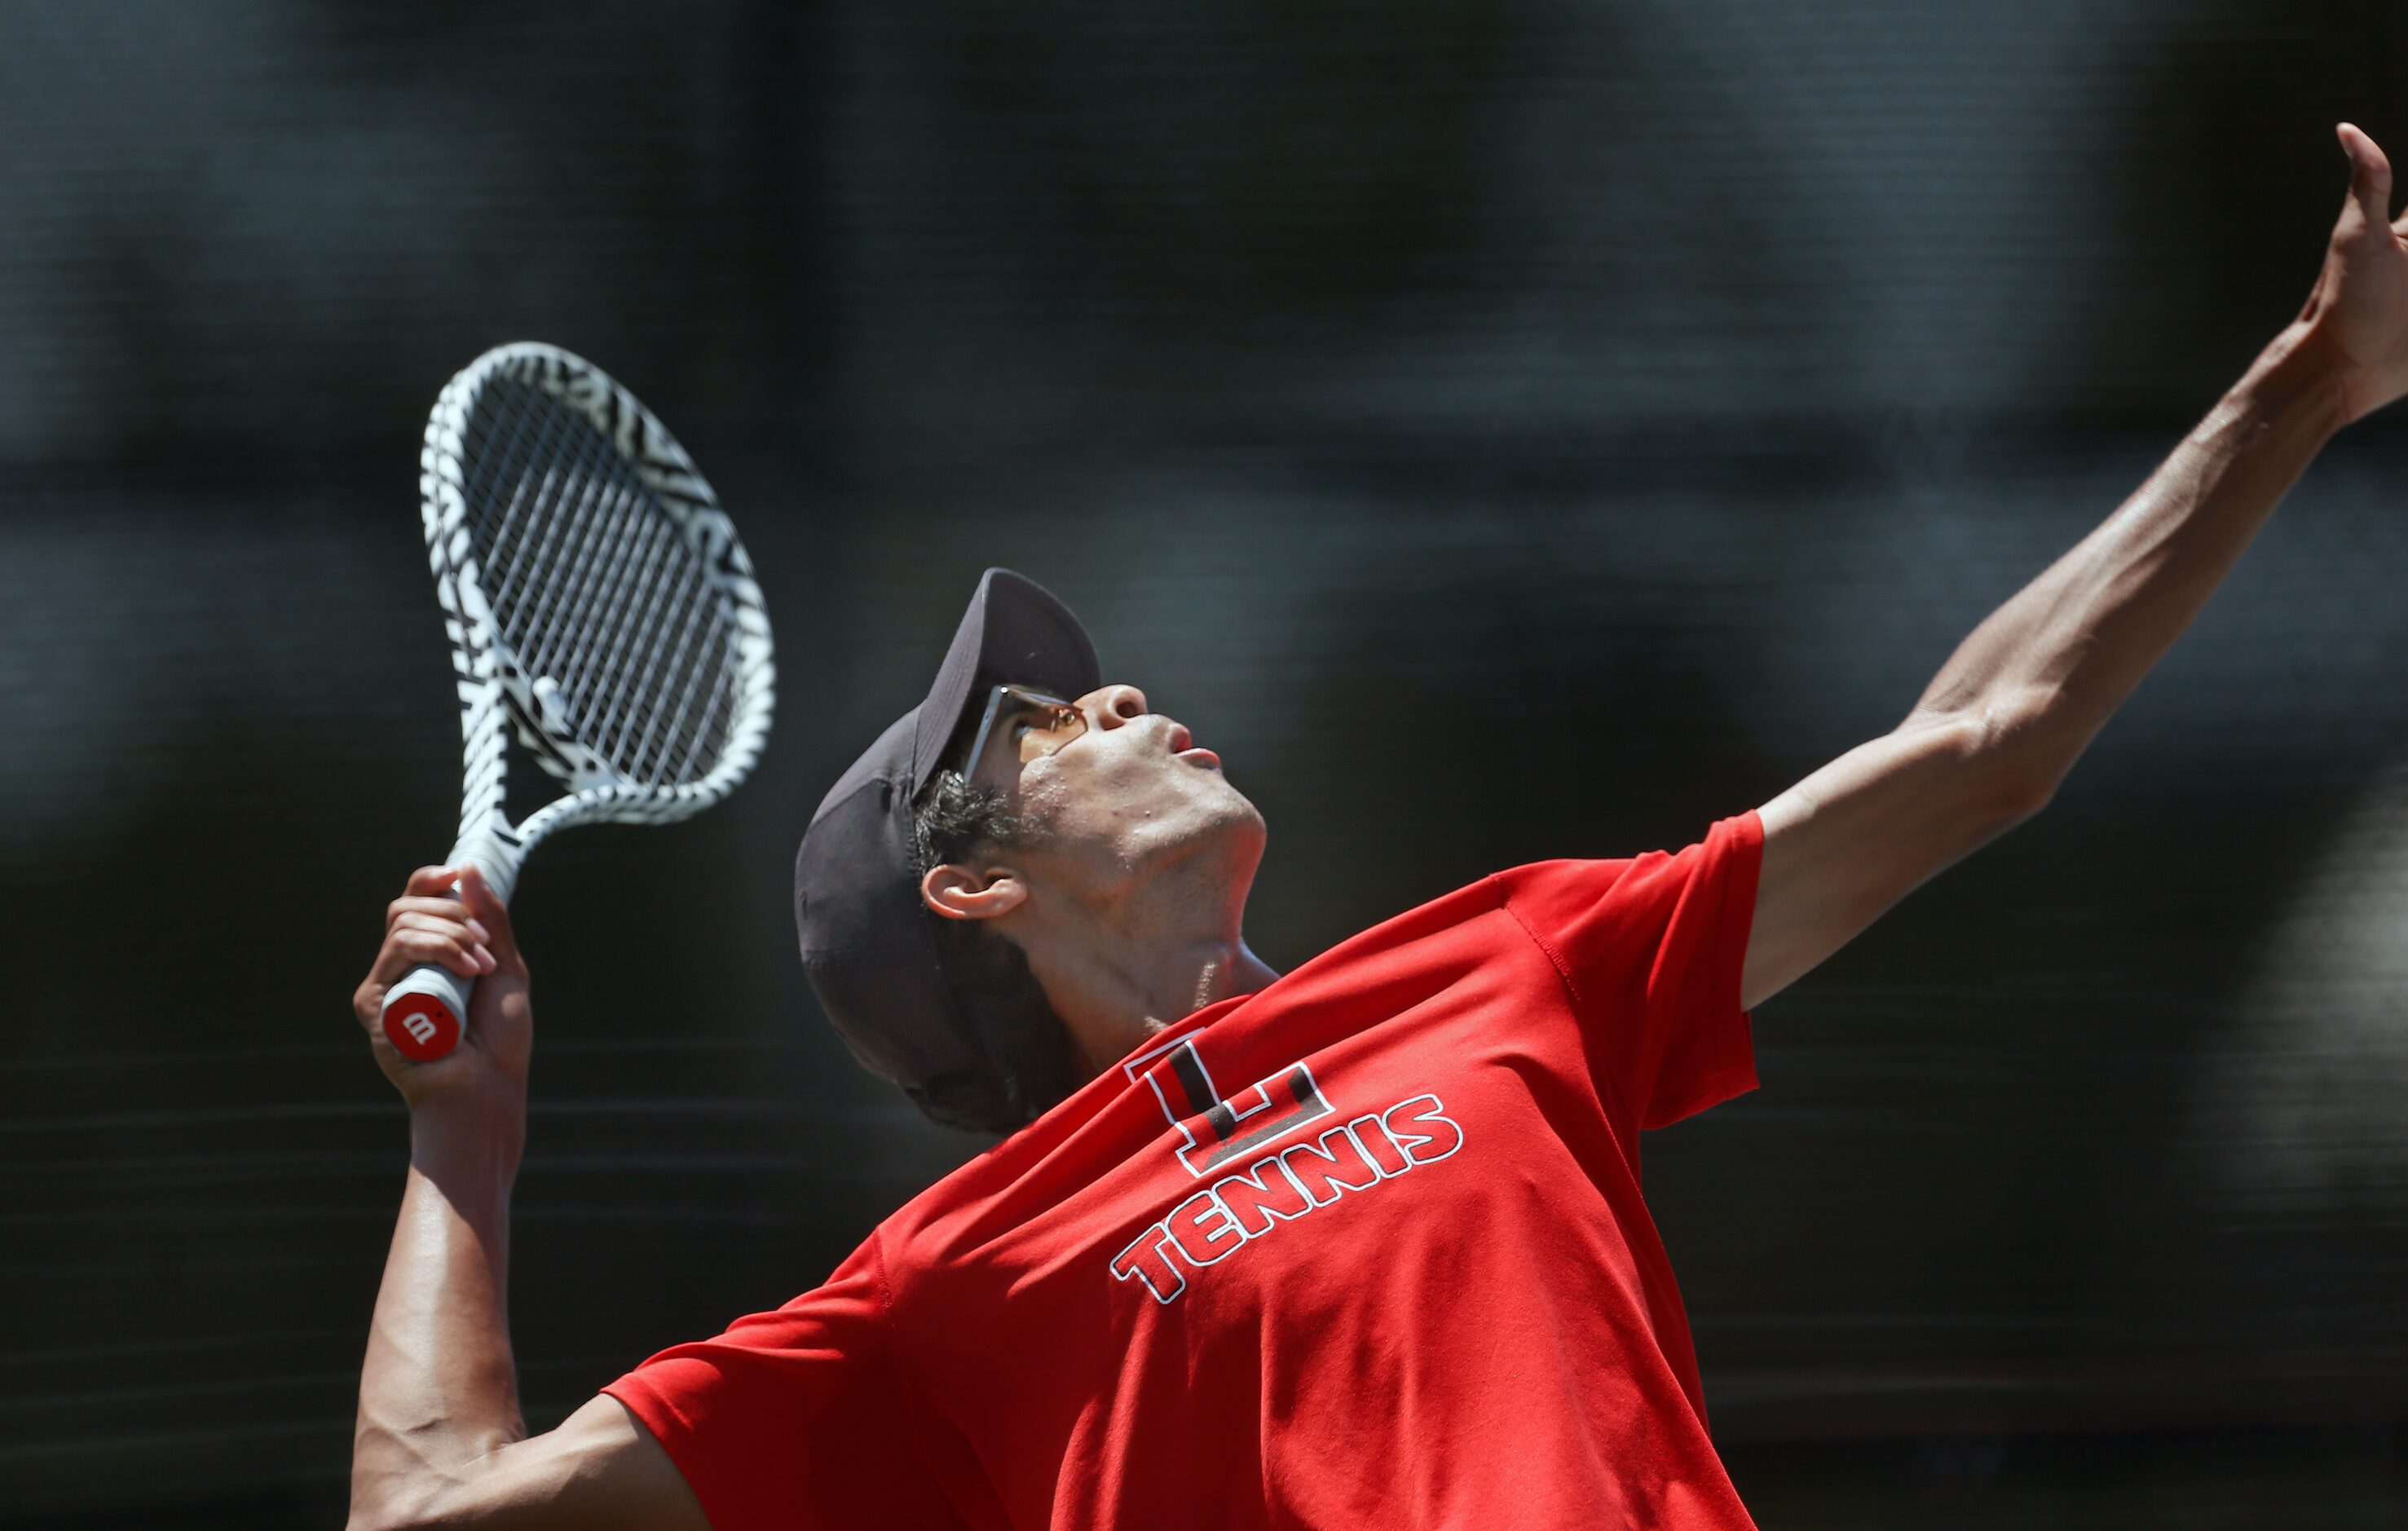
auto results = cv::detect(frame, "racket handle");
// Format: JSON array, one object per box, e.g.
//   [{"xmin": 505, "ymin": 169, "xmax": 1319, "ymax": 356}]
[
  {"xmin": 381, "ymin": 964, "xmax": 474, "ymax": 1062},
  {"xmin": 376, "ymin": 837, "xmax": 518, "ymax": 1063}
]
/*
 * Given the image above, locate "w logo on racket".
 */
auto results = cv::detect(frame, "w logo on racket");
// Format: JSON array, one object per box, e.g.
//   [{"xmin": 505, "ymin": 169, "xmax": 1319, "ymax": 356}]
[{"xmin": 1123, "ymin": 1036, "xmax": 1335, "ymax": 1177}]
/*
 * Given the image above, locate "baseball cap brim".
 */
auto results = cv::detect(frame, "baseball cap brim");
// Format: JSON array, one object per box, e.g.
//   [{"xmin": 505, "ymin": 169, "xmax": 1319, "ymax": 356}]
[{"xmin": 911, "ymin": 567, "xmax": 1101, "ymax": 795}]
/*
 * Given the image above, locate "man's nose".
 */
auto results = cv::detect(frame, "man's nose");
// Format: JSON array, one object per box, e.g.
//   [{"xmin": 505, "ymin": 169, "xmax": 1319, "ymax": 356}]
[{"xmin": 1083, "ymin": 684, "xmax": 1149, "ymax": 729}]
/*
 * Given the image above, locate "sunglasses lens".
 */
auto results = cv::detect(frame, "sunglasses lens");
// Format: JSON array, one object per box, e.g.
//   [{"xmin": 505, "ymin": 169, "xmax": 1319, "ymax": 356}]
[
  {"xmin": 1010, "ymin": 695, "xmax": 1085, "ymax": 761},
  {"xmin": 958, "ymin": 686, "xmax": 1087, "ymax": 779}
]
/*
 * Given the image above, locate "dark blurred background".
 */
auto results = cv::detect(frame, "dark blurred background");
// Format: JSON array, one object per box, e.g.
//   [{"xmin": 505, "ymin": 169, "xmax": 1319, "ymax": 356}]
[{"xmin": 4, "ymin": 1, "xmax": 2406, "ymax": 1525}]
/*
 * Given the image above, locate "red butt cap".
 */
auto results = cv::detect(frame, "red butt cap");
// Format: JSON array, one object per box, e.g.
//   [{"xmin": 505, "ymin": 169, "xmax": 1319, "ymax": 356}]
[{"xmin": 383, "ymin": 994, "xmax": 461, "ymax": 1061}]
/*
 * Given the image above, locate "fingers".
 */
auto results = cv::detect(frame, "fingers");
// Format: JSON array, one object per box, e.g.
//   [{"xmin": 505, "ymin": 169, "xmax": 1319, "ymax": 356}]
[
  {"xmin": 389, "ymin": 863, "xmax": 518, "ymax": 958},
  {"xmin": 387, "ymin": 895, "xmax": 489, "ymax": 937},
  {"xmin": 2338, "ymin": 121, "xmax": 2396, "ymax": 228},
  {"xmin": 359, "ymin": 863, "xmax": 523, "ymax": 1030},
  {"xmin": 388, "ymin": 924, "xmax": 495, "ymax": 980},
  {"xmin": 374, "ymin": 911, "xmax": 496, "ymax": 982},
  {"xmin": 393, "ymin": 910, "xmax": 497, "ymax": 966},
  {"xmin": 373, "ymin": 866, "xmax": 500, "ymax": 987},
  {"xmin": 452, "ymin": 864, "xmax": 523, "ymax": 964}
]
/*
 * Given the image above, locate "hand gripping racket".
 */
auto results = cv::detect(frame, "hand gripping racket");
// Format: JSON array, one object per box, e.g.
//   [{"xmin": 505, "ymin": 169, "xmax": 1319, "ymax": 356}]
[{"xmin": 379, "ymin": 342, "xmax": 775, "ymax": 1062}]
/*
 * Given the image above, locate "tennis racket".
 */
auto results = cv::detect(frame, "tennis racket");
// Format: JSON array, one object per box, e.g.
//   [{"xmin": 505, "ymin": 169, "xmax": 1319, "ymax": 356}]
[{"xmin": 379, "ymin": 342, "xmax": 776, "ymax": 1063}]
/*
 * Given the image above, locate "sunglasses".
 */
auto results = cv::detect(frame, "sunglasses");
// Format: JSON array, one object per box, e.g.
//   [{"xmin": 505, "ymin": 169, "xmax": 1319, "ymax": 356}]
[{"xmin": 958, "ymin": 684, "xmax": 1087, "ymax": 780}]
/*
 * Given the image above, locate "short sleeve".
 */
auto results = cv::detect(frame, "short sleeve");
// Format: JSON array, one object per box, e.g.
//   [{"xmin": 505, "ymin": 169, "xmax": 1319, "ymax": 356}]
[
  {"xmin": 1492, "ymin": 810, "xmax": 1764, "ymax": 1132},
  {"xmin": 602, "ymin": 1231, "xmax": 963, "ymax": 1531}
]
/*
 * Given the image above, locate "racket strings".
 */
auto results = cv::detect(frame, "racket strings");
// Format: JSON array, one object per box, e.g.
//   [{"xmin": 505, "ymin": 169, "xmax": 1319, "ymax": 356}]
[
  {"xmin": 509, "ymin": 398, "xmax": 734, "ymax": 786},
  {"xmin": 587, "ymin": 479, "xmax": 736, "ymax": 783},
  {"xmin": 609, "ymin": 525, "xmax": 740, "ymax": 779},
  {"xmin": 483, "ymin": 401, "xmax": 638, "ymax": 700},
  {"xmin": 458, "ymin": 379, "xmax": 741, "ymax": 788}
]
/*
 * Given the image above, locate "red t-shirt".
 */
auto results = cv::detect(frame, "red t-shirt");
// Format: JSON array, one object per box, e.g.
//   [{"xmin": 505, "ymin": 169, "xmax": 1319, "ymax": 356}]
[{"xmin": 606, "ymin": 811, "xmax": 1765, "ymax": 1529}]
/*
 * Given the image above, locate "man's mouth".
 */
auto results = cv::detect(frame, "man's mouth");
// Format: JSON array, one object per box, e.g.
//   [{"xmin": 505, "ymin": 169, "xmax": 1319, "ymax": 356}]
[{"xmin": 1167, "ymin": 722, "xmax": 1221, "ymax": 770}]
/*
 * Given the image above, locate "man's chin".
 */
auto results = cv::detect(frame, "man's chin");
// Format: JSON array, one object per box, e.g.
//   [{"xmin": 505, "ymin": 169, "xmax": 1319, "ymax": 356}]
[
  {"xmin": 1197, "ymin": 774, "xmax": 1264, "ymax": 832},
  {"xmin": 1150, "ymin": 780, "xmax": 1266, "ymax": 858}
]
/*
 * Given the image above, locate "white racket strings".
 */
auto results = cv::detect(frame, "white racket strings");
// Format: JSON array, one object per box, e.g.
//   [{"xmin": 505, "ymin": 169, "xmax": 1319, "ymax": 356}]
[{"xmin": 458, "ymin": 379, "xmax": 742, "ymax": 790}]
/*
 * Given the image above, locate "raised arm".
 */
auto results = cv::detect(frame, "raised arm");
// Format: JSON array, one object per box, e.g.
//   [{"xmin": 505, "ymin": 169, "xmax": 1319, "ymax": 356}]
[
  {"xmin": 346, "ymin": 866, "xmax": 706, "ymax": 1531},
  {"xmin": 1742, "ymin": 123, "xmax": 2408, "ymax": 1011}
]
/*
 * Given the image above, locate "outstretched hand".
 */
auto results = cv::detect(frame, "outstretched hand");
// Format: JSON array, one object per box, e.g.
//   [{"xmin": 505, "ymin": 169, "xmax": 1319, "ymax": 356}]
[
  {"xmin": 352, "ymin": 863, "xmax": 533, "ymax": 1111},
  {"xmin": 2298, "ymin": 123, "xmax": 2408, "ymax": 422}
]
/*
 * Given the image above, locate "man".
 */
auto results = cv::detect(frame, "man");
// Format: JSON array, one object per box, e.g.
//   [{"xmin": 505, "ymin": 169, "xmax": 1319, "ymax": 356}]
[{"xmin": 346, "ymin": 126, "xmax": 2408, "ymax": 1529}]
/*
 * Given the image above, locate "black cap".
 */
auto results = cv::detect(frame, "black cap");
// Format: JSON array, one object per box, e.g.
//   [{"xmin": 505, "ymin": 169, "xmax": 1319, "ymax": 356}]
[{"xmin": 794, "ymin": 569, "xmax": 1100, "ymax": 1121}]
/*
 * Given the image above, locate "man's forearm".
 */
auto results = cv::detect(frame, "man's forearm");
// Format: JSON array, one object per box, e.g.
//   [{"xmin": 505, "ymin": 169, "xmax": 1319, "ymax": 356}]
[
  {"xmin": 1912, "ymin": 321, "xmax": 2355, "ymax": 790},
  {"xmin": 351, "ymin": 1087, "xmax": 528, "ymax": 1529}
]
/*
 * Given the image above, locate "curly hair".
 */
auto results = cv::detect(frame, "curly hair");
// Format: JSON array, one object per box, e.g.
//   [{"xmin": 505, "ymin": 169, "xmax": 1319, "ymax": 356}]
[{"xmin": 905, "ymin": 770, "xmax": 1080, "ymax": 1134}]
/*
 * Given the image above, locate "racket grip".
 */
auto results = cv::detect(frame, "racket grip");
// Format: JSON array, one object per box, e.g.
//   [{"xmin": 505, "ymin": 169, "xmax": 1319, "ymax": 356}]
[
  {"xmin": 376, "ymin": 839, "xmax": 515, "ymax": 1063},
  {"xmin": 381, "ymin": 965, "xmax": 474, "ymax": 1062}
]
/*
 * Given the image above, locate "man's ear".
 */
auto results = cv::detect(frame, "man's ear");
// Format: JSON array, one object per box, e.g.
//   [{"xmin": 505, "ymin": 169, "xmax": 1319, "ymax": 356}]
[{"xmin": 921, "ymin": 863, "xmax": 1029, "ymax": 922}]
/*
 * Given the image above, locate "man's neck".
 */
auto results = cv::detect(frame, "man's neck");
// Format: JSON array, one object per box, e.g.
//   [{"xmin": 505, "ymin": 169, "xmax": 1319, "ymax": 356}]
[{"xmin": 1017, "ymin": 874, "xmax": 1279, "ymax": 1075}]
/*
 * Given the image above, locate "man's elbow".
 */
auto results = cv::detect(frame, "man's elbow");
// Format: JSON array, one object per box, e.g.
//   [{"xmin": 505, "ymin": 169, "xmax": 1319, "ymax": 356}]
[
  {"xmin": 1914, "ymin": 696, "xmax": 2066, "ymax": 830},
  {"xmin": 346, "ymin": 1499, "xmax": 414, "ymax": 1531},
  {"xmin": 1992, "ymin": 767, "xmax": 2057, "ymax": 832},
  {"xmin": 1978, "ymin": 703, "xmax": 2062, "ymax": 823},
  {"xmin": 347, "ymin": 1463, "xmax": 462, "ymax": 1531}
]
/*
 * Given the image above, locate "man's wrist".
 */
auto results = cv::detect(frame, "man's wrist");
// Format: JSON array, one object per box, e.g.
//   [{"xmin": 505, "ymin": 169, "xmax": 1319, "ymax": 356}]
[
  {"xmin": 408, "ymin": 1080, "xmax": 527, "ymax": 1182},
  {"xmin": 2248, "ymin": 320, "xmax": 2372, "ymax": 433}
]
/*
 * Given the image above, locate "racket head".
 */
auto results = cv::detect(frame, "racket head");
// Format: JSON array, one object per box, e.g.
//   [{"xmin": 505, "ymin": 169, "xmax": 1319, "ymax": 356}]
[{"xmin": 420, "ymin": 343, "xmax": 775, "ymax": 850}]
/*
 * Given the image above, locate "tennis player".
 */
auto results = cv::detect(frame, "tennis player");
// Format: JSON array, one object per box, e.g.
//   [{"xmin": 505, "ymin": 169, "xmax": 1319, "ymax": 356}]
[{"xmin": 347, "ymin": 126, "xmax": 2408, "ymax": 1529}]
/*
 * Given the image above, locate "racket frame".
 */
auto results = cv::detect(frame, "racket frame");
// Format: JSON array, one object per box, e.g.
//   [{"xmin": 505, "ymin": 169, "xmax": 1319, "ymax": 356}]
[{"xmin": 380, "ymin": 342, "xmax": 774, "ymax": 1061}]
